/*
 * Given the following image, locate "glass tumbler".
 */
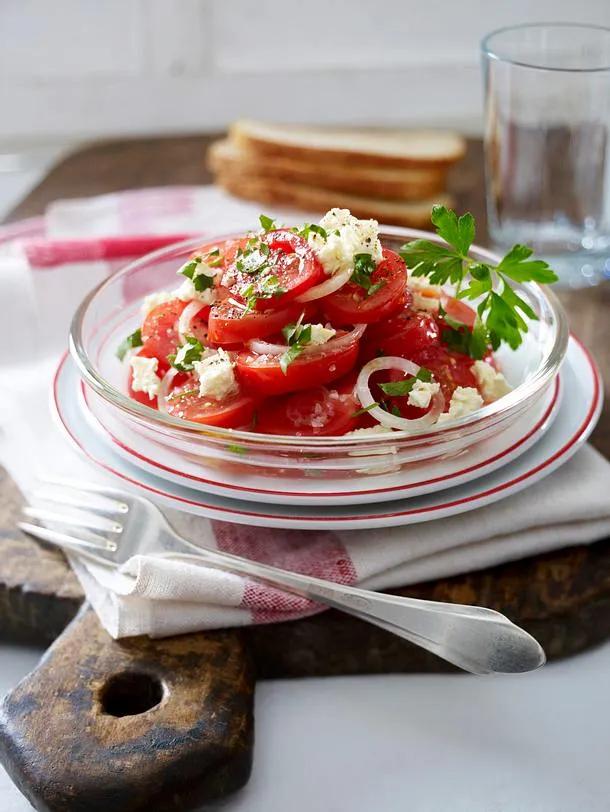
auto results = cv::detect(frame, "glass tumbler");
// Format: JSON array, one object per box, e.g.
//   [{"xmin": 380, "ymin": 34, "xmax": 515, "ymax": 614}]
[{"xmin": 482, "ymin": 23, "xmax": 610, "ymax": 287}]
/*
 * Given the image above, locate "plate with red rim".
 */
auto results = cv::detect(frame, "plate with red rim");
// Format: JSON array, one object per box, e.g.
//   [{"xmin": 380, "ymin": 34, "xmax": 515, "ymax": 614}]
[
  {"xmin": 51, "ymin": 336, "xmax": 603, "ymax": 530},
  {"xmin": 79, "ymin": 367, "xmax": 562, "ymax": 505}
]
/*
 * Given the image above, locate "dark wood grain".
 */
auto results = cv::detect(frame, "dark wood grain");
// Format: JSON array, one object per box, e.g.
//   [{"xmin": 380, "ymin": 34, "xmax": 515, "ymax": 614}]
[{"xmin": 1, "ymin": 134, "xmax": 609, "ymax": 811}]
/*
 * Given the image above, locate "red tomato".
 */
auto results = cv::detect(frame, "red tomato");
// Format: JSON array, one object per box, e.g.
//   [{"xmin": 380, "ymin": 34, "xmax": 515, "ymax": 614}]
[
  {"xmin": 361, "ymin": 307, "xmax": 442, "ymax": 364},
  {"xmin": 208, "ymin": 299, "xmax": 306, "ymax": 345},
  {"xmin": 187, "ymin": 305, "xmax": 212, "ymax": 345},
  {"xmin": 320, "ymin": 248, "xmax": 407, "ymax": 325},
  {"xmin": 440, "ymin": 293, "xmax": 477, "ymax": 330},
  {"xmin": 164, "ymin": 374, "xmax": 258, "ymax": 428},
  {"xmin": 255, "ymin": 387, "xmax": 360, "ymax": 436},
  {"xmin": 236, "ymin": 337, "xmax": 360, "ymax": 396},
  {"xmin": 141, "ymin": 299, "xmax": 187, "ymax": 362},
  {"xmin": 220, "ymin": 230, "xmax": 325, "ymax": 311},
  {"xmin": 415, "ymin": 345, "xmax": 478, "ymax": 402}
]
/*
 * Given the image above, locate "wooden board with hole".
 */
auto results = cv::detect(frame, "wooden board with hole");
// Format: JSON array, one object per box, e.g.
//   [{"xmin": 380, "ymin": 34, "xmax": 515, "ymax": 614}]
[{"xmin": 1, "ymin": 136, "xmax": 609, "ymax": 812}]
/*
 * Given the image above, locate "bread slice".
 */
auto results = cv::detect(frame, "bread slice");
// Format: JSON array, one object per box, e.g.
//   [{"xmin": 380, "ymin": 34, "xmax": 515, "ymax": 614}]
[
  {"xmin": 229, "ymin": 120, "xmax": 466, "ymax": 170},
  {"xmin": 215, "ymin": 170, "xmax": 452, "ymax": 229},
  {"xmin": 208, "ymin": 138, "xmax": 448, "ymax": 201}
]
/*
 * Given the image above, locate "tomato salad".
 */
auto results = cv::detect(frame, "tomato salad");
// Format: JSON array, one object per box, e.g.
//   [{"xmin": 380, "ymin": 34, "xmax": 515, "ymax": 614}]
[{"xmin": 118, "ymin": 209, "xmax": 513, "ymax": 437}]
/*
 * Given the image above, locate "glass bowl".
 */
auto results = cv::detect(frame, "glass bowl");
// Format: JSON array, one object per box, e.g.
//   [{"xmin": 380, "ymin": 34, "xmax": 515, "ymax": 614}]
[{"xmin": 69, "ymin": 226, "xmax": 569, "ymax": 490}]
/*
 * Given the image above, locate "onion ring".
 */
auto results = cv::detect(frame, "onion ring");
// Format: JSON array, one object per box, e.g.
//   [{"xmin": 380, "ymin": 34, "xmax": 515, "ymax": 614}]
[
  {"xmin": 157, "ymin": 368, "xmax": 179, "ymax": 414},
  {"xmin": 355, "ymin": 356, "xmax": 445, "ymax": 431},
  {"xmin": 248, "ymin": 324, "xmax": 367, "ymax": 357},
  {"xmin": 295, "ymin": 265, "xmax": 353, "ymax": 303},
  {"xmin": 177, "ymin": 301, "xmax": 206, "ymax": 344}
]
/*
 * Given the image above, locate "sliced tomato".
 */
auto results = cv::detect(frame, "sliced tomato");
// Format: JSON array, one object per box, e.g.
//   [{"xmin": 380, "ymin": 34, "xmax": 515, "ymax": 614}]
[
  {"xmin": 186, "ymin": 305, "xmax": 212, "ymax": 345},
  {"xmin": 440, "ymin": 293, "xmax": 477, "ymax": 330},
  {"xmin": 255, "ymin": 387, "xmax": 360, "ymax": 436},
  {"xmin": 208, "ymin": 299, "xmax": 306, "ymax": 345},
  {"xmin": 415, "ymin": 345, "xmax": 478, "ymax": 402},
  {"xmin": 141, "ymin": 299, "xmax": 187, "ymax": 363},
  {"xmin": 361, "ymin": 307, "xmax": 441, "ymax": 364},
  {"xmin": 237, "ymin": 336, "xmax": 360, "ymax": 396},
  {"xmin": 164, "ymin": 374, "xmax": 258, "ymax": 428},
  {"xmin": 320, "ymin": 248, "xmax": 407, "ymax": 325},
  {"xmin": 220, "ymin": 230, "xmax": 325, "ymax": 311}
]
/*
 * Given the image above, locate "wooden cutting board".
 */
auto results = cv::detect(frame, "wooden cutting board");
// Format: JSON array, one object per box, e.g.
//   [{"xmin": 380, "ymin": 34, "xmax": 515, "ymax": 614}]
[{"xmin": 1, "ymin": 136, "xmax": 609, "ymax": 812}]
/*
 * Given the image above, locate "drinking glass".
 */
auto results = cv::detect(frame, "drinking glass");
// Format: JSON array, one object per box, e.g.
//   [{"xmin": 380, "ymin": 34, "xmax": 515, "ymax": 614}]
[{"xmin": 482, "ymin": 23, "xmax": 610, "ymax": 288}]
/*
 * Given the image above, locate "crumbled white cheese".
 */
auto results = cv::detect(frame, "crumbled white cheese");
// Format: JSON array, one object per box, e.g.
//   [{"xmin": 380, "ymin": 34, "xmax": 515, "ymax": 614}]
[
  {"xmin": 142, "ymin": 290, "xmax": 174, "ymax": 316},
  {"xmin": 406, "ymin": 274, "xmax": 442, "ymax": 313},
  {"xmin": 192, "ymin": 348, "xmax": 238, "ymax": 400},
  {"xmin": 308, "ymin": 324, "xmax": 336, "ymax": 345},
  {"xmin": 407, "ymin": 379, "xmax": 441, "ymax": 409},
  {"xmin": 307, "ymin": 208, "xmax": 383, "ymax": 276},
  {"xmin": 129, "ymin": 355, "xmax": 161, "ymax": 399},
  {"xmin": 437, "ymin": 386, "xmax": 484, "ymax": 424},
  {"xmin": 174, "ymin": 277, "xmax": 217, "ymax": 305},
  {"xmin": 347, "ymin": 425, "xmax": 395, "ymax": 437},
  {"xmin": 471, "ymin": 360, "xmax": 512, "ymax": 403}
]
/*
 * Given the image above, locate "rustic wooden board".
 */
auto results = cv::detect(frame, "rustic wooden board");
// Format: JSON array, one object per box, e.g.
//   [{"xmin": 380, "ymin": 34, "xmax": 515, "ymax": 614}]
[{"xmin": 1, "ymin": 135, "xmax": 609, "ymax": 811}]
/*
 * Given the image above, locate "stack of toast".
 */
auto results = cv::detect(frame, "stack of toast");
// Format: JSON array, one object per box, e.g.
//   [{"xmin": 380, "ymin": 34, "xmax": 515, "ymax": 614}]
[{"xmin": 208, "ymin": 120, "xmax": 466, "ymax": 227}]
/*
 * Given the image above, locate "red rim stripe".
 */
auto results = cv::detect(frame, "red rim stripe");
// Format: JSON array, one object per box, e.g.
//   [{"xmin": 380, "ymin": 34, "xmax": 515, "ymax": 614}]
[
  {"xmin": 52, "ymin": 337, "xmax": 602, "ymax": 524},
  {"xmin": 81, "ymin": 377, "xmax": 561, "ymax": 498}
]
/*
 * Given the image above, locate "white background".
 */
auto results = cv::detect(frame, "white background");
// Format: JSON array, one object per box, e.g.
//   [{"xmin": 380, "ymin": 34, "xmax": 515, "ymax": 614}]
[
  {"xmin": 2, "ymin": 4, "xmax": 610, "ymax": 810},
  {"xmin": 0, "ymin": 0, "xmax": 609, "ymax": 145}
]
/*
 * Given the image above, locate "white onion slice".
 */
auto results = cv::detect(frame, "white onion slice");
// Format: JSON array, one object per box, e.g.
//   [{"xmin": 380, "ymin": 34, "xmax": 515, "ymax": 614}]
[
  {"xmin": 178, "ymin": 301, "xmax": 206, "ymax": 344},
  {"xmin": 248, "ymin": 323, "xmax": 367, "ymax": 357},
  {"xmin": 157, "ymin": 368, "xmax": 179, "ymax": 414},
  {"xmin": 355, "ymin": 356, "xmax": 445, "ymax": 432},
  {"xmin": 295, "ymin": 265, "xmax": 353, "ymax": 303}
]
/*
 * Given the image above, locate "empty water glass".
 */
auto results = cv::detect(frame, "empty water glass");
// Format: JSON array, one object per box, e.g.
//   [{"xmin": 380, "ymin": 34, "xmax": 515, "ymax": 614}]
[{"xmin": 482, "ymin": 23, "xmax": 610, "ymax": 287}]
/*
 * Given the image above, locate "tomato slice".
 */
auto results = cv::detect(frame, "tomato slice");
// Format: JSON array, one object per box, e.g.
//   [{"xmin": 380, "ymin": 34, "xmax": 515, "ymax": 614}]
[
  {"xmin": 208, "ymin": 299, "xmax": 306, "ymax": 345},
  {"xmin": 255, "ymin": 386, "xmax": 360, "ymax": 436},
  {"xmin": 440, "ymin": 293, "xmax": 477, "ymax": 330},
  {"xmin": 237, "ymin": 336, "xmax": 360, "ymax": 396},
  {"xmin": 415, "ymin": 345, "xmax": 478, "ymax": 402},
  {"xmin": 220, "ymin": 230, "xmax": 325, "ymax": 311},
  {"xmin": 321, "ymin": 248, "xmax": 407, "ymax": 325},
  {"xmin": 361, "ymin": 307, "xmax": 441, "ymax": 364},
  {"xmin": 164, "ymin": 373, "xmax": 257, "ymax": 428},
  {"xmin": 141, "ymin": 299, "xmax": 187, "ymax": 363}
]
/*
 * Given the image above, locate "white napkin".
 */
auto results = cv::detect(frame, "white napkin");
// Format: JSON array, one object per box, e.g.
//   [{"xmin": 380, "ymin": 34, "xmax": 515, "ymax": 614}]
[{"xmin": 1, "ymin": 185, "xmax": 609, "ymax": 640}]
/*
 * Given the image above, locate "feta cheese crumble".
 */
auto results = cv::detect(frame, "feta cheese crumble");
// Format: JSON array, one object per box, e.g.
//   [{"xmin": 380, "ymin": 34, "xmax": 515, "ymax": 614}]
[
  {"xmin": 308, "ymin": 324, "xmax": 337, "ymax": 345},
  {"xmin": 406, "ymin": 274, "xmax": 442, "ymax": 313},
  {"xmin": 307, "ymin": 208, "xmax": 383, "ymax": 277},
  {"xmin": 471, "ymin": 360, "xmax": 512, "ymax": 402},
  {"xmin": 129, "ymin": 355, "xmax": 161, "ymax": 399},
  {"xmin": 437, "ymin": 386, "xmax": 484, "ymax": 424},
  {"xmin": 193, "ymin": 348, "xmax": 238, "ymax": 400},
  {"xmin": 407, "ymin": 378, "xmax": 441, "ymax": 409}
]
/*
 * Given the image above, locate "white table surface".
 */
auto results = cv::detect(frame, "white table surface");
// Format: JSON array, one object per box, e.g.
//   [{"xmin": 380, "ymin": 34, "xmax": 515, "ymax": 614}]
[{"xmin": 1, "ymin": 158, "xmax": 609, "ymax": 812}]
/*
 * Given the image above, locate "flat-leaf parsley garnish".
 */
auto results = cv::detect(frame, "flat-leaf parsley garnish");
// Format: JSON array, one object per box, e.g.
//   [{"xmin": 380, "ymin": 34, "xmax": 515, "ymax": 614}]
[
  {"xmin": 168, "ymin": 335, "xmax": 204, "ymax": 371},
  {"xmin": 116, "ymin": 328, "xmax": 143, "ymax": 361},
  {"xmin": 378, "ymin": 367, "xmax": 433, "ymax": 397},
  {"xmin": 399, "ymin": 205, "xmax": 558, "ymax": 353},
  {"xmin": 179, "ymin": 256, "xmax": 216, "ymax": 292}
]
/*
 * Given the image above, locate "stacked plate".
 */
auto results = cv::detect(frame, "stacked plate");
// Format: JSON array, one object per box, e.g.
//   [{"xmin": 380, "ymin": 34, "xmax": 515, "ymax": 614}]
[{"xmin": 55, "ymin": 337, "xmax": 600, "ymax": 530}]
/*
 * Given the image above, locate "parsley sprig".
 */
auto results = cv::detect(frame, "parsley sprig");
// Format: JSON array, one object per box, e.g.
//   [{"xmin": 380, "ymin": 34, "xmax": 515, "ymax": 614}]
[{"xmin": 399, "ymin": 205, "xmax": 558, "ymax": 353}]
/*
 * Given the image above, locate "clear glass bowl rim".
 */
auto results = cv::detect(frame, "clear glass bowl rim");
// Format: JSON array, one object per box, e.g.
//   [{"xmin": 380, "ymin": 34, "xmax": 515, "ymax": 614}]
[
  {"xmin": 69, "ymin": 224, "xmax": 569, "ymax": 447},
  {"xmin": 481, "ymin": 22, "xmax": 610, "ymax": 74}
]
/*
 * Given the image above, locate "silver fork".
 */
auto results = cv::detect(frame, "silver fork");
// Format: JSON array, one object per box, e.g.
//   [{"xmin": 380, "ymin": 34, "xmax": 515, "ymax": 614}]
[{"xmin": 19, "ymin": 479, "xmax": 546, "ymax": 675}]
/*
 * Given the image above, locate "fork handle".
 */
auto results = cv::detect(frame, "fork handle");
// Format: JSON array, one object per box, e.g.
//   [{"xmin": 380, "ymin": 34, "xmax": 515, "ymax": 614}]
[{"xmin": 160, "ymin": 534, "xmax": 545, "ymax": 675}]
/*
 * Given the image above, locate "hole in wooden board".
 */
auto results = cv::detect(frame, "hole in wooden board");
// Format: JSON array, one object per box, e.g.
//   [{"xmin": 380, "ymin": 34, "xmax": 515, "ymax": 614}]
[{"xmin": 100, "ymin": 671, "xmax": 165, "ymax": 717}]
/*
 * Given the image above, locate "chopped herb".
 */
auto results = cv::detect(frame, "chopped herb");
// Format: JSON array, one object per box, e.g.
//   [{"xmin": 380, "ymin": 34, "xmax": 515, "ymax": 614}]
[
  {"xmin": 179, "ymin": 257, "xmax": 216, "ymax": 292},
  {"xmin": 168, "ymin": 336, "xmax": 204, "ymax": 371},
  {"xmin": 350, "ymin": 403, "xmax": 379, "ymax": 418},
  {"xmin": 350, "ymin": 253, "xmax": 384, "ymax": 297},
  {"xmin": 399, "ymin": 205, "xmax": 558, "ymax": 353},
  {"xmin": 227, "ymin": 443, "xmax": 248, "ymax": 455},
  {"xmin": 116, "ymin": 328, "xmax": 143, "ymax": 361},
  {"xmin": 379, "ymin": 367, "xmax": 433, "ymax": 397},
  {"xmin": 279, "ymin": 320, "xmax": 313, "ymax": 374},
  {"xmin": 297, "ymin": 223, "xmax": 328, "ymax": 241},
  {"xmin": 259, "ymin": 214, "xmax": 277, "ymax": 232}
]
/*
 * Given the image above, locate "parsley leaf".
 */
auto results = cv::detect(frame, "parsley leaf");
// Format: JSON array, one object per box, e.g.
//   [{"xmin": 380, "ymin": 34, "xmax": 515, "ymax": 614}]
[
  {"xmin": 438, "ymin": 304, "xmax": 490, "ymax": 360},
  {"xmin": 350, "ymin": 403, "xmax": 379, "ymax": 418},
  {"xmin": 179, "ymin": 257, "xmax": 216, "ymax": 292},
  {"xmin": 297, "ymin": 223, "xmax": 328, "ymax": 241},
  {"xmin": 116, "ymin": 328, "xmax": 143, "ymax": 361},
  {"xmin": 279, "ymin": 321, "xmax": 312, "ymax": 374},
  {"xmin": 399, "ymin": 205, "xmax": 559, "ymax": 355},
  {"xmin": 168, "ymin": 335, "xmax": 204, "ymax": 371},
  {"xmin": 378, "ymin": 367, "xmax": 433, "ymax": 397},
  {"xmin": 350, "ymin": 253, "xmax": 384, "ymax": 297},
  {"xmin": 259, "ymin": 214, "xmax": 277, "ymax": 232}
]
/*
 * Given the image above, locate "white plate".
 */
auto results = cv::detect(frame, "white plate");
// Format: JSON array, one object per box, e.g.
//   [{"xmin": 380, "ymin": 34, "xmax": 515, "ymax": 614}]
[
  {"xmin": 52, "ymin": 337, "xmax": 602, "ymax": 530},
  {"xmin": 80, "ymin": 374, "xmax": 562, "ymax": 505}
]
